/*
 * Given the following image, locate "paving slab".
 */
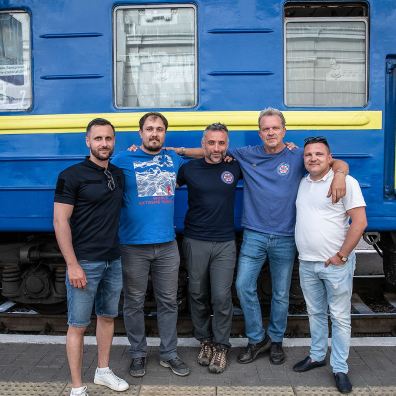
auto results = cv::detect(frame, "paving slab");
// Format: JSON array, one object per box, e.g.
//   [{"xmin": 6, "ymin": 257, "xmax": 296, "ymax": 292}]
[{"xmin": 0, "ymin": 342, "xmax": 395, "ymax": 395}]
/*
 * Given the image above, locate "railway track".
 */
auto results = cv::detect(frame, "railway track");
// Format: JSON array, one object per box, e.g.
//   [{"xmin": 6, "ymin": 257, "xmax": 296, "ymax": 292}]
[
  {"xmin": 0, "ymin": 311, "xmax": 395, "ymax": 337},
  {"xmin": 1, "ymin": 262, "xmax": 395, "ymax": 337}
]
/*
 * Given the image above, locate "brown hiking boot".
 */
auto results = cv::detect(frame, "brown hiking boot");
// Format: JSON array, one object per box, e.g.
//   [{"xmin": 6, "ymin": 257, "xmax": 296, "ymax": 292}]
[
  {"xmin": 208, "ymin": 346, "xmax": 228, "ymax": 374},
  {"xmin": 197, "ymin": 342, "xmax": 213, "ymax": 366}
]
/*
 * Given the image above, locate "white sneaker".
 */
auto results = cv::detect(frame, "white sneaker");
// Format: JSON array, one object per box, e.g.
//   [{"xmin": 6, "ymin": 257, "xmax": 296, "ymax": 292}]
[
  {"xmin": 70, "ymin": 386, "xmax": 88, "ymax": 396},
  {"xmin": 94, "ymin": 368, "xmax": 129, "ymax": 392}
]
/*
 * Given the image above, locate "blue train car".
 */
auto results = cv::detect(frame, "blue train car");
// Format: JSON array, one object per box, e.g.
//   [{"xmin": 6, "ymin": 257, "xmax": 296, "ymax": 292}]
[{"xmin": 0, "ymin": 0, "xmax": 395, "ymax": 310}]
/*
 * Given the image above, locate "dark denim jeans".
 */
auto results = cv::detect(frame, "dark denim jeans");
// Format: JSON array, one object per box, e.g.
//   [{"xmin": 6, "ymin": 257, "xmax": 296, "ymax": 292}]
[
  {"xmin": 121, "ymin": 241, "xmax": 180, "ymax": 361},
  {"xmin": 236, "ymin": 229, "xmax": 296, "ymax": 343}
]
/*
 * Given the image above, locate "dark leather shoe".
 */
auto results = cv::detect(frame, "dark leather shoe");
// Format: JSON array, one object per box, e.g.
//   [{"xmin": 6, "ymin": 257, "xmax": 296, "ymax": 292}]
[
  {"xmin": 334, "ymin": 372, "xmax": 352, "ymax": 394},
  {"xmin": 237, "ymin": 335, "xmax": 271, "ymax": 364},
  {"xmin": 293, "ymin": 356, "xmax": 326, "ymax": 372},
  {"xmin": 129, "ymin": 356, "xmax": 146, "ymax": 377},
  {"xmin": 270, "ymin": 342, "xmax": 285, "ymax": 365}
]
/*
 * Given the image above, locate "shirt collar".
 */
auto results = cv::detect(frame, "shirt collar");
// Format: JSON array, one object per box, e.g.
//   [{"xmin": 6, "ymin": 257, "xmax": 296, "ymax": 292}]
[
  {"xmin": 83, "ymin": 156, "xmax": 108, "ymax": 171},
  {"xmin": 305, "ymin": 168, "xmax": 333, "ymax": 183}
]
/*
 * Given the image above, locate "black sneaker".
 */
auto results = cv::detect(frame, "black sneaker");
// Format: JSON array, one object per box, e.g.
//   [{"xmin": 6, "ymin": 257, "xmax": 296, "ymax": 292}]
[
  {"xmin": 237, "ymin": 335, "xmax": 271, "ymax": 364},
  {"xmin": 270, "ymin": 342, "xmax": 285, "ymax": 365},
  {"xmin": 160, "ymin": 356, "xmax": 190, "ymax": 376},
  {"xmin": 129, "ymin": 357, "xmax": 146, "ymax": 377}
]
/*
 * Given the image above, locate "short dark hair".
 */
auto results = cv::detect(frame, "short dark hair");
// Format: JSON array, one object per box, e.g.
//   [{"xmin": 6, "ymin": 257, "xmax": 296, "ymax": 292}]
[
  {"xmin": 139, "ymin": 112, "xmax": 168, "ymax": 131},
  {"xmin": 304, "ymin": 136, "xmax": 331, "ymax": 152},
  {"xmin": 203, "ymin": 122, "xmax": 229, "ymax": 141},
  {"xmin": 204, "ymin": 122, "xmax": 229, "ymax": 134},
  {"xmin": 86, "ymin": 118, "xmax": 115, "ymax": 135}
]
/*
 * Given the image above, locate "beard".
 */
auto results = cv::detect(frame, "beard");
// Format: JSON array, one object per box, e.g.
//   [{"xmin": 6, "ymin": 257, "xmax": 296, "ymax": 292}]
[
  {"xmin": 142, "ymin": 139, "xmax": 163, "ymax": 152},
  {"xmin": 207, "ymin": 152, "xmax": 225, "ymax": 163},
  {"xmin": 90, "ymin": 146, "xmax": 114, "ymax": 161}
]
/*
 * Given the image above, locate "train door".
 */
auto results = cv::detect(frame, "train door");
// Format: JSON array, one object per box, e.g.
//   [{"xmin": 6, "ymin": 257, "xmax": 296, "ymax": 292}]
[
  {"xmin": 380, "ymin": 56, "xmax": 396, "ymax": 286},
  {"xmin": 385, "ymin": 56, "xmax": 396, "ymax": 198}
]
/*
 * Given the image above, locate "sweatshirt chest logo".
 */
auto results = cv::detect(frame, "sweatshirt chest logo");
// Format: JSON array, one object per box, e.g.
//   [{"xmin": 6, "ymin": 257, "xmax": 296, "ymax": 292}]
[
  {"xmin": 221, "ymin": 171, "xmax": 234, "ymax": 184},
  {"xmin": 277, "ymin": 162, "xmax": 290, "ymax": 176}
]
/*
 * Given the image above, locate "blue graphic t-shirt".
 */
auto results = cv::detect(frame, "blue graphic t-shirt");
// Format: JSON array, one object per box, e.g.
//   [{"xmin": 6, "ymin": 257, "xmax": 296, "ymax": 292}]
[
  {"xmin": 228, "ymin": 145, "xmax": 305, "ymax": 236},
  {"xmin": 112, "ymin": 148, "xmax": 185, "ymax": 244}
]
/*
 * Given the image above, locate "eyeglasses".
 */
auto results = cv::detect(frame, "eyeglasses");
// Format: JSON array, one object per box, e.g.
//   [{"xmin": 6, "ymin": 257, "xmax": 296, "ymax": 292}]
[
  {"xmin": 104, "ymin": 169, "xmax": 116, "ymax": 191},
  {"xmin": 303, "ymin": 136, "xmax": 329, "ymax": 147}
]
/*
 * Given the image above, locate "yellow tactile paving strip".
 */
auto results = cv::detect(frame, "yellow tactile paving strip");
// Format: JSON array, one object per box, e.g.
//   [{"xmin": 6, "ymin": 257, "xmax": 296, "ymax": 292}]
[
  {"xmin": 0, "ymin": 382, "xmax": 66, "ymax": 396},
  {"xmin": 217, "ymin": 386, "xmax": 294, "ymax": 395},
  {"xmin": 139, "ymin": 386, "xmax": 215, "ymax": 396},
  {"xmin": 0, "ymin": 383, "xmax": 396, "ymax": 396},
  {"xmin": 295, "ymin": 386, "xmax": 371, "ymax": 395}
]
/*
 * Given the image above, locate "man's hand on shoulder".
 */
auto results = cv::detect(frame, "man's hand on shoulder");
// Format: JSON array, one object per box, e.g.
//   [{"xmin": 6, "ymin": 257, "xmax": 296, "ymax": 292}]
[
  {"xmin": 285, "ymin": 141, "xmax": 298, "ymax": 150},
  {"xmin": 327, "ymin": 171, "xmax": 346, "ymax": 204},
  {"xmin": 127, "ymin": 144, "xmax": 139, "ymax": 152},
  {"xmin": 224, "ymin": 155, "xmax": 235, "ymax": 163}
]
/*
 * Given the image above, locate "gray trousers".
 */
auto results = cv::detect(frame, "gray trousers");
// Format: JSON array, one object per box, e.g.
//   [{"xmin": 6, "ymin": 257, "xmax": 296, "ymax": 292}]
[
  {"xmin": 183, "ymin": 237, "xmax": 236, "ymax": 348},
  {"xmin": 121, "ymin": 241, "xmax": 179, "ymax": 361}
]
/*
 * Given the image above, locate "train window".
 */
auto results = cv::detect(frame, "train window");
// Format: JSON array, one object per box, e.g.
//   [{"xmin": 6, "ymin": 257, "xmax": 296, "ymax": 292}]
[
  {"xmin": 0, "ymin": 11, "xmax": 31, "ymax": 111},
  {"xmin": 284, "ymin": 3, "xmax": 368, "ymax": 107},
  {"xmin": 114, "ymin": 5, "xmax": 196, "ymax": 109}
]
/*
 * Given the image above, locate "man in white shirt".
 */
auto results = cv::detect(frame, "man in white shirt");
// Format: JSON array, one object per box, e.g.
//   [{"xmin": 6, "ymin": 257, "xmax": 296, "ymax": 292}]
[{"xmin": 293, "ymin": 137, "xmax": 367, "ymax": 394}]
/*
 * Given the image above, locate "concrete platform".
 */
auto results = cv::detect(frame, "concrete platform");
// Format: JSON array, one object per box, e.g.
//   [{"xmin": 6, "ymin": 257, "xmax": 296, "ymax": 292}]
[{"xmin": 0, "ymin": 338, "xmax": 395, "ymax": 395}]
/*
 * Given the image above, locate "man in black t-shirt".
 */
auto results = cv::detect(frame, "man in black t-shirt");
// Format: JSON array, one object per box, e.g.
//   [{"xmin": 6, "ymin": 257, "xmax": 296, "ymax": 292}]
[
  {"xmin": 177, "ymin": 123, "xmax": 242, "ymax": 374},
  {"xmin": 54, "ymin": 118, "xmax": 128, "ymax": 396}
]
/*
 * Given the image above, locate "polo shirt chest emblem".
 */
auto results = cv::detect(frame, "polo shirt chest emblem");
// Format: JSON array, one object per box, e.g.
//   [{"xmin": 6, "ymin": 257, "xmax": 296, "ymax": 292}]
[
  {"xmin": 277, "ymin": 162, "xmax": 290, "ymax": 176},
  {"xmin": 221, "ymin": 171, "xmax": 234, "ymax": 184}
]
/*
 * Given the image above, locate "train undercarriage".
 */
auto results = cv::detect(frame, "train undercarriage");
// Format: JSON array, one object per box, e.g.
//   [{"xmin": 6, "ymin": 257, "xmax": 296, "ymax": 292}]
[{"xmin": 0, "ymin": 232, "xmax": 395, "ymax": 314}]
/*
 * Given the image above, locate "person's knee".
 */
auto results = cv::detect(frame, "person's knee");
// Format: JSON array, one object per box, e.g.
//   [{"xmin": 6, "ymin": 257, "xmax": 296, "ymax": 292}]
[
  {"xmin": 97, "ymin": 316, "xmax": 114, "ymax": 325},
  {"xmin": 124, "ymin": 288, "xmax": 146, "ymax": 306},
  {"xmin": 211, "ymin": 292, "xmax": 231, "ymax": 311},
  {"xmin": 67, "ymin": 325, "xmax": 87, "ymax": 337}
]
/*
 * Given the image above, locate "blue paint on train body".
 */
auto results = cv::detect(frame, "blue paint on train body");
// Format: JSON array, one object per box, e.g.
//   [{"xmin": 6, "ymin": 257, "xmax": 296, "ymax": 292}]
[{"xmin": 0, "ymin": 0, "xmax": 395, "ymax": 234}]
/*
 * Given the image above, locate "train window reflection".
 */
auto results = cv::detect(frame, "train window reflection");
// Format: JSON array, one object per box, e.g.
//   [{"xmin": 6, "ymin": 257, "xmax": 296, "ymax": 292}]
[
  {"xmin": 284, "ymin": 19, "xmax": 368, "ymax": 107},
  {"xmin": 0, "ymin": 11, "xmax": 31, "ymax": 111},
  {"xmin": 114, "ymin": 5, "xmax": 196, "ymax": 109}
]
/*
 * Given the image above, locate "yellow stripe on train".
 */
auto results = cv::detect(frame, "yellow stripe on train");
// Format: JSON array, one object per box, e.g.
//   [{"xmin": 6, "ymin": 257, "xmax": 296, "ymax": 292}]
[{"xmin": 0, "ymin": 111, "xmax": 382, "ymax": 134}]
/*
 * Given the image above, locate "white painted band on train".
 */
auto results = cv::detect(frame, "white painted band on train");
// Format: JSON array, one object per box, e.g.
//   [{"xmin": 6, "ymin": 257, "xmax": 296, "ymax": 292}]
[{"xmin": 0, "ymin": 335, "xmax": 395, "ymax": 347}]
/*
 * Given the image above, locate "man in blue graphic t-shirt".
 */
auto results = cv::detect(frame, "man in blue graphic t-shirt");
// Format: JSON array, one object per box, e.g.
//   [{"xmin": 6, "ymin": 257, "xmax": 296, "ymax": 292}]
[
  {"xmin": 112, "ymin": 112, "xmax": 190, "ymax": 378},
  {"xmin": 178, "ymin": 108, "xmax": 349, "ymax": 366}
]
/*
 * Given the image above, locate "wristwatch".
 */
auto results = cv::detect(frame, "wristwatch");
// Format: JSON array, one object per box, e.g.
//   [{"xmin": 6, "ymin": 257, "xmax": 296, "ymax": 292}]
[{"xmin": 336, "ymin": 252, "xmax": 348, "ymax": 263}]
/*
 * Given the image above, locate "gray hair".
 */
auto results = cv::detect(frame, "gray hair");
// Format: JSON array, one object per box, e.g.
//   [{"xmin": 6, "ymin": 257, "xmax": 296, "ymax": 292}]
[
  {"xmin": 202, "ymin": 122, "xmax": 229, "ymax": 140},
  {"xmin": 258, "ymin": 108, "xmax": 286, "ymax": 128}
]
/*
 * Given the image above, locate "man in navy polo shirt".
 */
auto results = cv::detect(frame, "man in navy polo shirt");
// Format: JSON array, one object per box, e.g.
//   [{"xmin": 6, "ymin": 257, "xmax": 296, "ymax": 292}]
[
  {"xmin": 54, "ymin": 118, "xmax": 128, "ymax": 396},
  {"xmin": 177, "ymin": 123, "xmax": 242, "ymax": 374}
]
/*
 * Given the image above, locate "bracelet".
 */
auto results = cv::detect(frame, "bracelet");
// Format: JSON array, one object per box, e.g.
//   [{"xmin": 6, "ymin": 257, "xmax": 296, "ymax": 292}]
[
  {"xmin": 179, "ymin": 147, "xmax": 185, "ymax": 156},
  {"xmin": 335, "ymin": 169, "xmax": 346, "ymax": 175}
]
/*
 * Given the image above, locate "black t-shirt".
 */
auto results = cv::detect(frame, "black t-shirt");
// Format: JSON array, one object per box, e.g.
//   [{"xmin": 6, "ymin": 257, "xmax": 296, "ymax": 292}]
[
  {"xmin": 177, "ymin": 159, "xmax": 242, "ymax": 241},
  {"xmin": 54, "ymin": 158, "xmax": 124, "ymax": 261}
]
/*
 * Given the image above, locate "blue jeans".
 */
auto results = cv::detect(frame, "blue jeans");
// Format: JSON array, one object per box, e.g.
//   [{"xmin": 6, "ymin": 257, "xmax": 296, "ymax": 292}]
[
  {"xmin": 121, "ymin": 241, "xmax": 180, "ymax": 361},
  {"xmin": 299, "ymin": 254, "xmax": 356, "ymax": 374},
  {"xmin": 66, "ymin": 258, "xmax": 123, "ymax": 327},
  {"xmin": 236, "ymin": 229, "xmax": 296, "ymax": 343}
]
